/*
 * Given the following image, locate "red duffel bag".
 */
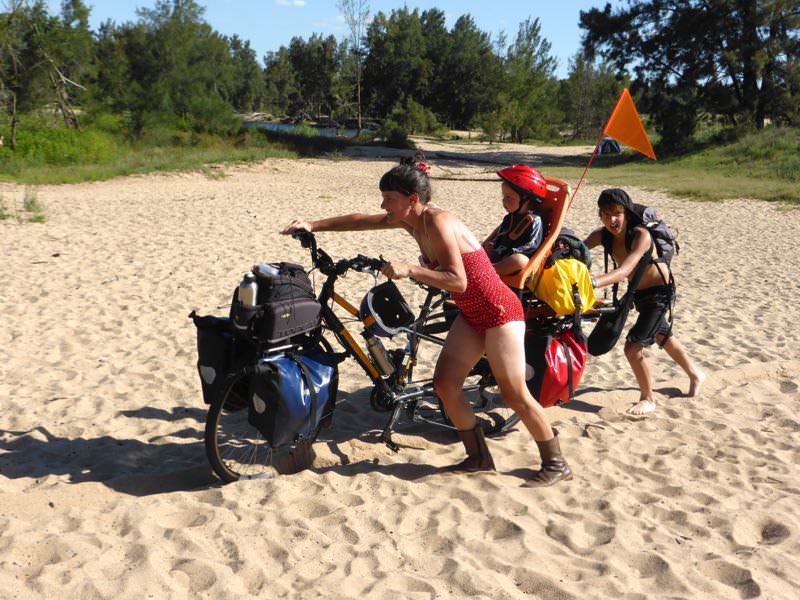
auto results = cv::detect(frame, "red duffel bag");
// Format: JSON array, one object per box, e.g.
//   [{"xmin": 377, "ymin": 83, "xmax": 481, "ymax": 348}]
[{"xmin": 525, "ymin": 329, "xmax": 588, "ymax": 408}]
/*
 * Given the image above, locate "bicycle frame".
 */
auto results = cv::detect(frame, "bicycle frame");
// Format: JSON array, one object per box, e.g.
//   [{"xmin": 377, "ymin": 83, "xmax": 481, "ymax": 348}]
[{"xmin": 291, "ymin": 234, "xmax": 492, "ymax": 451}]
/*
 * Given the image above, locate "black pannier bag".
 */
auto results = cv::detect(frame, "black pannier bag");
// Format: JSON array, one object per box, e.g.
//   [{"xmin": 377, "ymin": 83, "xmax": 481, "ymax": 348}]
[
  {"xmin": 247, "ymin": 350, "xmax": 338, "ymax": 448},
  {"xmin": 230, "ymin": 262, "xmax": 321, "ymax": 343},
  {"xmin": 190, "ymin": 311, "xmax": 255, "ymax": 409}
]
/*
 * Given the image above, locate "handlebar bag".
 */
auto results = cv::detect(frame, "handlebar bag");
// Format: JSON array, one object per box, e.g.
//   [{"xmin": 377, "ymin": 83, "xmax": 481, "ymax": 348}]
[
  {"xmin": 257, "ymin": 262, "xmax": 315, "ymax": 304},
  {"xmin": 525, "ymin": 329, "xmax": 587, "ymax": 408},
  {"xmin": 247, "ymin": 350, "xmax": 338, "ymax": 448},
  {"xmin": 230, "ymin": 262, "xmax": 321, "ymax": 342},
  {"xmin": 191, "ymin": 311, "xmax": 255, "ymax": 409}
]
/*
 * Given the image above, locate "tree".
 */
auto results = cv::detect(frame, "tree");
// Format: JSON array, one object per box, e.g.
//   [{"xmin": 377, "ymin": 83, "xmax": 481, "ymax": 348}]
[
  {"xmin": 263, "ymin": 46, "xmax": 298, "ymax": 115},
  {"xmin": 287, "ymin": 34, "xmax": 340, "ymax": 119},
  {"xmin": 363, "ymin": 8, "xmax": 429, "ymax": 117},
  {"xmin": 503, "ymin": 17, "xmax": 559, "ymax": 141},
  {"xmin": 581, "ymin": 0, "xmax": 800, "ymax": 148},
  {"xmin": 228, "ymin": 34, "xmax": 264, "ymax": 112},
  {"xmin": 432, "ymin": 14, "xmax": 502, "ymax": 129},
  {"xmin": 558, "ymin": 52, "xmax": 624, "ymax": 139},
  {"xmin": 337, "ymin": 0, "xmax": 369, "ymax": 131}
]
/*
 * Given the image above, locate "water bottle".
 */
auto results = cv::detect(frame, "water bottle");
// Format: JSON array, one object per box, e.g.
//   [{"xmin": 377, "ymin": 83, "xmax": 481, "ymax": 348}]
[
  {"xmin": 366, "ymin": 335, "xmax": 394, "ymax": 377},
  {"xmin": 238, "ymin": 272, "xmax": 258, "ymax": 307}
]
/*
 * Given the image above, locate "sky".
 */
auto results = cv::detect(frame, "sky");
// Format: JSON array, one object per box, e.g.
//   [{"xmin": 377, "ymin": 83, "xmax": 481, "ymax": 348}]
[{"xmin": 50, "ymin": 0, "xmax": 618, "ymax": 78}]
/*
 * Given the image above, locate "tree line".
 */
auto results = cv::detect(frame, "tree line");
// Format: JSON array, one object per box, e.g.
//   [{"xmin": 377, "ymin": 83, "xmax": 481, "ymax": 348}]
[{"xmin": 1, "ymin": 0, "xmax": 797, "ymax": 153}]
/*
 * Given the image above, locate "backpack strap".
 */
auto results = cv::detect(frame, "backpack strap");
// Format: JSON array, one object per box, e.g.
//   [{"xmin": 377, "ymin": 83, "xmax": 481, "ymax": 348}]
[{"xmin": 601, "ymin": 228, "xmax": 619, "ymax": 305}]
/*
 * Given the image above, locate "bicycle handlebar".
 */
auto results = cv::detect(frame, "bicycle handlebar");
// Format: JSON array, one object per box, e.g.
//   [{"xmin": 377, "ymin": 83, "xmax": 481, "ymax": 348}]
[{"xmin": 292, "ymin": 230, "xmax": 387, "ymax": 276}]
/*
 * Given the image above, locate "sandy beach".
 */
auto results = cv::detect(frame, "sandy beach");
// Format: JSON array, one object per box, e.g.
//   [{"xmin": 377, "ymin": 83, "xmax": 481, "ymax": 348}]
[{"xmin": 1, "ymin": 141, "xmax": 798, "ymax": 599}]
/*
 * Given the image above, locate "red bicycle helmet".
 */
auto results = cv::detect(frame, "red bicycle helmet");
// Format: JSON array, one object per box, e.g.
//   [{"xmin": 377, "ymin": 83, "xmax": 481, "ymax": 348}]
[{"xmin": 497, "ymin": 165, "xmax": 547, "ymax": 200}]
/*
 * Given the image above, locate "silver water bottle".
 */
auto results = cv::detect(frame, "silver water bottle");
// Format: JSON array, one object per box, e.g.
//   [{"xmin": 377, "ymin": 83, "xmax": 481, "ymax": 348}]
[
  {"xmin": 366, "ymin": 335, "xmax": 394, "ymax": 377},
  {"xmin": 238, "ymin": 272, "xmax": 258, "ymax": 307}
]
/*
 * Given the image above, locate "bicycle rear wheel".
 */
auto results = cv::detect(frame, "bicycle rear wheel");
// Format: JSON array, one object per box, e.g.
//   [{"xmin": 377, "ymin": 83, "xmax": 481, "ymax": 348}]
[
  {"xmin": 205, "ymin": 336, "xmax": 336, "ymax": 483},
  {"xmin": 205, "ymin": 374, "xmax": 275, "ymax": 483}
]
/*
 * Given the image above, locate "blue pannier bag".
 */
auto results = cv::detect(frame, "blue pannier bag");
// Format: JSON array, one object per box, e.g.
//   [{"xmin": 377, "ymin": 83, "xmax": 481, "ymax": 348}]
[{"xmin": 247, "ymin": 350, "xmax": 337, "ymax": 448}]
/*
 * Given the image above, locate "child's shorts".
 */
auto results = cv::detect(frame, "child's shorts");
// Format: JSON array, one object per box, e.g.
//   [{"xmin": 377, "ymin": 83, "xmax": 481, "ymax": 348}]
[{"xmin": 627, "ymin": 284, "xmax": 675, "ymax": 346}]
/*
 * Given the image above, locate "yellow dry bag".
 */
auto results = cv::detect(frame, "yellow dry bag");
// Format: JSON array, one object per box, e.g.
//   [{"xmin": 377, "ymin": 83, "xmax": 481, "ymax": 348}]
[{"xmin": 529, "ymin": 258, "xmax": 596, "ymax": 316}]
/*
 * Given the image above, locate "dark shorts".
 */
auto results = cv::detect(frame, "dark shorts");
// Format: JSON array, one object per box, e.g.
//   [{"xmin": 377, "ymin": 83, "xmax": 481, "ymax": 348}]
[{"xmin": 627, "ymin": 284, "xmax": 675, "ymax": 346}]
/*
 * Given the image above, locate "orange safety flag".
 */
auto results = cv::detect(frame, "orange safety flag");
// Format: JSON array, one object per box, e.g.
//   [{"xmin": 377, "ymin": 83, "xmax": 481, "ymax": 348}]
[{"xmin": 603, "ymin": 88, "xmax": 657, "ymax": 160}]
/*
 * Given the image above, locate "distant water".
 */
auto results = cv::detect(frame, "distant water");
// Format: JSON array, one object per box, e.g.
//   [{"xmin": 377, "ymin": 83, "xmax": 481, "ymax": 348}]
[{"xmin": 243, "ymin": 121, "xmax": 373, "ymax": 139}]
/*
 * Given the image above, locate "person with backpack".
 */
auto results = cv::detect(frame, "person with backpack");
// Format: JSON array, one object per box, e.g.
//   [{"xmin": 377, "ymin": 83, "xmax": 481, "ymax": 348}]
[
  {"xmin": 584, "ymin": 189, "xmax": 704, "ymax": 416},
  {"xmin": 282, "ymin": 155, "xmax": 572, "ymax": 486},
  {"xmin": 483, "ymin": 165, "xmax": 546, "ymax": 275}
]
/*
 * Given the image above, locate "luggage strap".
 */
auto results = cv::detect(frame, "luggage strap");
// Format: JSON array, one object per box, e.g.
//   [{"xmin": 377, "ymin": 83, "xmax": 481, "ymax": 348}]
[
  {"xmin": 287, "ymin": 351, "xmax": 318, "ymax": 442},
  {"xmin": 557, "ymin": 336, "xmax": 575, "ymax": 403}
]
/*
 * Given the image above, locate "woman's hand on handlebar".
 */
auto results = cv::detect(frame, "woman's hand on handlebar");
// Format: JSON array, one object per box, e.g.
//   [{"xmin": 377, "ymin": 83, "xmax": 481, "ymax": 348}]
[
  {"xmin": 281, "ymin": 219, "xmax": 314, "ymax": 235},
  {"xmin": 381, "ymin": 260, "xmax": 412, "ymax": 280}
]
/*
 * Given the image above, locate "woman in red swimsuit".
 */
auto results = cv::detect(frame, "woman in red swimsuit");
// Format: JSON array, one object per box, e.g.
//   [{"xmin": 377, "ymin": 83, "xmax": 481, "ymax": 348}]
[{"xmin": 282, "ymin": 157, "xmax": 571, "ymax": 486}]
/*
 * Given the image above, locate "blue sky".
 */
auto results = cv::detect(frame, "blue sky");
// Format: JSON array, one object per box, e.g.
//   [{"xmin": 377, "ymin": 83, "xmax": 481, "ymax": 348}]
[{"xmin": 53, "ymin": 1, "xmax": 618, "ymax": 78}]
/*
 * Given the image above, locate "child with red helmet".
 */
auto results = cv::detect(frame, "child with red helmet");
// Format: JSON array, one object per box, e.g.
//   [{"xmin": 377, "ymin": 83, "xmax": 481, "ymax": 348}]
[{"xmin": 484, "ymin": 165, "xmax": 547, "ymax": 275}]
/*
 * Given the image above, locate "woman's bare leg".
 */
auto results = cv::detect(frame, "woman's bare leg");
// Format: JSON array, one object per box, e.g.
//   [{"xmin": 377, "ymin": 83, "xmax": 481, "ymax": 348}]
[
  {"xmin": 484, "ymin": 321, "xmax": 571, "ymax": 485},
  {"xmin": 483, "ymin": 321, "xmax": 554, "ymax": 441},
  {"xmin": 657, "ymin": 334, "xmax": 706, "ymax": 397},
  {"xmin": 433, "ymin": 315, "xmax": 486, "ymax": 431}
]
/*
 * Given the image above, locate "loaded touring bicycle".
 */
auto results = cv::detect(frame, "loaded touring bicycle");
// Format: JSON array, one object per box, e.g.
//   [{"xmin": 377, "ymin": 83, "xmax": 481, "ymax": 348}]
[{"xmin": 192, "ymin": 176, "xmax": 608, "ymax": 483}]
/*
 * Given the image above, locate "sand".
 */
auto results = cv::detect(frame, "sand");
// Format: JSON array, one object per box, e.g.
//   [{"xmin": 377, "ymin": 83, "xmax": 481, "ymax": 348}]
[{"xmin": 1, "ymin": 141, "xmax": 799, "ymax": 599}]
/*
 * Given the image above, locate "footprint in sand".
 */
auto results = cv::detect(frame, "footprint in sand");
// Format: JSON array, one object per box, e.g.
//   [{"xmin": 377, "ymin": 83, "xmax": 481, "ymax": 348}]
[
  {"xmin": 699, "ymin": 559, "xmax": 761, "ymax": 599},
  {"xmin": 629, "ymin": 553, "xmax": 687, "ymax": 593}
]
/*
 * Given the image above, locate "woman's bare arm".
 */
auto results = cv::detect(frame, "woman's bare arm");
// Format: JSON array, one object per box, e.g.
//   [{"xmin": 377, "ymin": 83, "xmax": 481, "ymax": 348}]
[
  {"xmin": 282, "ymin": 212, "xmax": 404, "ymax": 234},
  {"xmin": 383, "ymin": 212, "xmax": 468, "ymax": 293}
]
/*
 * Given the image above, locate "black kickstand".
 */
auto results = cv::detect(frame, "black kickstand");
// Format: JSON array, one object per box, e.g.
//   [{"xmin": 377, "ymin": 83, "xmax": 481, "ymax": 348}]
[{"xmin": 381, "ymin": 401, "xmax": 405, "ymax": 452}]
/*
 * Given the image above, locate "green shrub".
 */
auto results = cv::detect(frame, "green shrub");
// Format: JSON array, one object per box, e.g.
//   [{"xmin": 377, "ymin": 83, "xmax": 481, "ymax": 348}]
[
  {"xmin": 186, "ymin": 95, "xmax": 241, "ymax": 136},
  {"xmin": 291, "ymin": 122, "xmax": 319, "ymax": 138},
  {"xmin": 9, "ymin": 125, "xmax": 117, "ymax": 166},
  {"xmin": 85, "ymin": 111, "xmax": 127, "ymax": 135},
  {"xmin": 381, "ymin": 119, "xmax": 415, "ymax": 149}
]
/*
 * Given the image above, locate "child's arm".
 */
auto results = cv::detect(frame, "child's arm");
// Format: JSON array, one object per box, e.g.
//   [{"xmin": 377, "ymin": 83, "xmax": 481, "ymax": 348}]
[{"xmin": 593, "ymin": 228, "xmax": 651, "ymax": 288}]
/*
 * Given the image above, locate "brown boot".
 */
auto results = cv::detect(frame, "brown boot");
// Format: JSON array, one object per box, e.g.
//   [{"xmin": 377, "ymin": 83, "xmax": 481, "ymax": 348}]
[
  {"xmin": 447, "ymin": 422, "xmax": 496, "ymax": 473},
  {"xmin": 524, "ymin": 429, "xmax": 572, "ymax": 487}
]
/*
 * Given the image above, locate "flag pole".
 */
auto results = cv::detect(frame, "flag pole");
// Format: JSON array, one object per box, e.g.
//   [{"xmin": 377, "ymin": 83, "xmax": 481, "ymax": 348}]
[
  {"xmin": 569, "ymin": 88, "xmax": 629, "ymax": 206},
  {"xmin": 570, "ymin": 135, "xmax": 602, "ymax": 207}
]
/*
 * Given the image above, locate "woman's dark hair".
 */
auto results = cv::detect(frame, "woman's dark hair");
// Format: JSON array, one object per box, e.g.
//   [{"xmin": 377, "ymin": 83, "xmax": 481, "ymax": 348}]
[{"xmin": 379, "ymin": 150, "xmax": 432, "ymax": 203}]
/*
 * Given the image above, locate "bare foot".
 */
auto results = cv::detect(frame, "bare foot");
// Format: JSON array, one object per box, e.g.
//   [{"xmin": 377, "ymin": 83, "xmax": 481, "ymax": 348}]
[
  {"xmin": 688, "ymin": 370, "xmax": 706, "ymax": 397},
  {"xmin": 625, "ymin": 400, "xmax": 657, "ymax": 417}
]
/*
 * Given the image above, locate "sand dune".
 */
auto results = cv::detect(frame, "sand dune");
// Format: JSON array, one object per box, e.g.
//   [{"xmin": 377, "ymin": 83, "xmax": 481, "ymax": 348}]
[{"xmin": 1, "ymin": 146, "xmax": 798, "ymax": 598}]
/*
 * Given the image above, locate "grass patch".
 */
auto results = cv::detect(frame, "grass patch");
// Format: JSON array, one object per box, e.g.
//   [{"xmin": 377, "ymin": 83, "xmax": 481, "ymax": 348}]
[
  {"xmin": 23, "ymin": 187, "xmax": 46, "ymax": 223},
  {"xmin": 1, "ymin": 143, "xmax": 298, "ymax": 185}
]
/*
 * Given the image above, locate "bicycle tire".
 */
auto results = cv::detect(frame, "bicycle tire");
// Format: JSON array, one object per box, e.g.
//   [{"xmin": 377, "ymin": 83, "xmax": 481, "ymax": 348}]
[{"xmin": 205, "ymin": 336, "xmax": 336, "ymax": 483}]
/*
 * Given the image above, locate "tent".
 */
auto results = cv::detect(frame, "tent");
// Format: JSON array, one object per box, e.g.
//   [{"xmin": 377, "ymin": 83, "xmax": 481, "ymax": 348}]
[{"xmin": 597, "ymin": 137, "xmax": 622, "ymax": 155}]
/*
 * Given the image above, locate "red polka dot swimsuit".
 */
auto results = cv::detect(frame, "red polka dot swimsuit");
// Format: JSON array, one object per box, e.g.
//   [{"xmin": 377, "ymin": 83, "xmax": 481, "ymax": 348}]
[{"xmin": 451, "ymin": 248, "xmax": 524, "ymax": 333}]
